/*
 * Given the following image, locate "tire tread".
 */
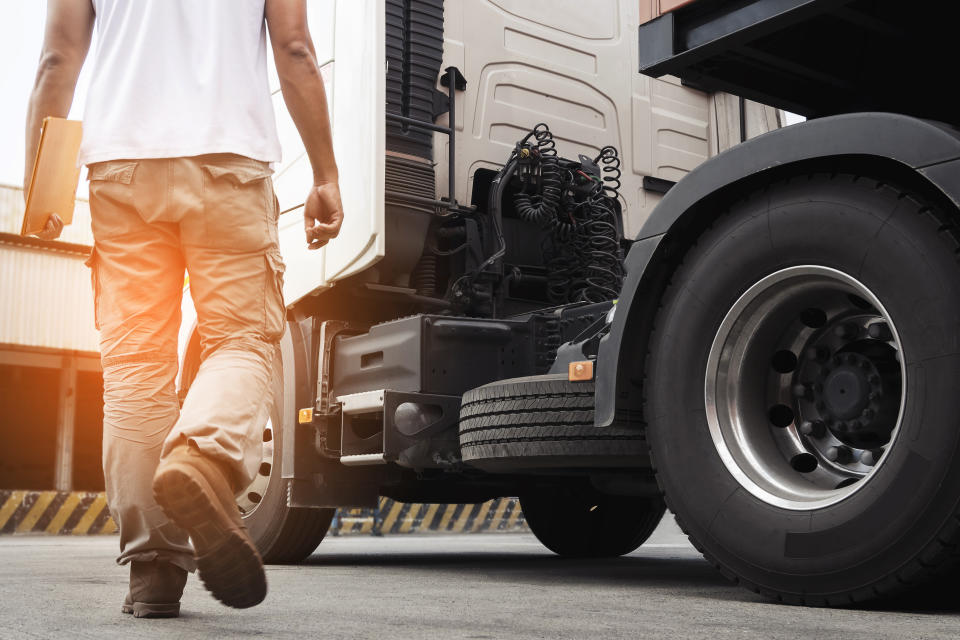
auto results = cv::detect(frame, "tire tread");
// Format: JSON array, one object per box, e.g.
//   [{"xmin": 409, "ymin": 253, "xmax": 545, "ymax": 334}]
[{"xmin": 644, "ymin": 172, "xmax": 960, "ymax": 606}]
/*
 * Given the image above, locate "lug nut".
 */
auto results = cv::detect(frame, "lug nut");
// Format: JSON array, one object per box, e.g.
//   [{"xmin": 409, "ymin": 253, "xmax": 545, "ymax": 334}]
[
  {"xmin": 826, "ymin": 446, "xmax": 853, "ymax": 463},
  {"xmin": 868, "ymin": 323, "xmax": 893, "ymax": 341},
  {"xmin": 805, "ymin": 346, "xmax": 829, "ymax": 363},
  {"xmin": 800, "ymin": 420, "xmax": 826, "ymax": 437},
  {"xmin": 868, "ymin": 374, "xmax": 881, "ymax": 386},
  {"xmin": 860, "ymin": 448, "xmax": 884, "ymax": 466},
  {"xmin": 861, "ymin": 408, "xmax": 875, "ymax": 421},
  {"xmin": 792, "ymin": 383, "xmax": 813, "ymax": 400},
  {"xmin": 835, "ymin": 324, "xmax": 859, "ymax": 340}
]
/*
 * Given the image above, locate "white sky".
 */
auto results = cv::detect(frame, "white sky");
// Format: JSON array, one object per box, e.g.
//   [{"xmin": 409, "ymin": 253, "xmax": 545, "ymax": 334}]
[{"xmin": 1, "ymin": 3, "xmax": 94, "ymax": 193}]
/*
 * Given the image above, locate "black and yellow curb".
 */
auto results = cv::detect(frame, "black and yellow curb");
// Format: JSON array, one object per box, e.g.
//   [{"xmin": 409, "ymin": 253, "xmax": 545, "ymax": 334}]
[
  {"xmin": 0, "ymin": 490, "xmax": 116, "ymax": 535},
  {"xmin": 0, "ymin": 490, "xmax": 527, "ymax": 537},
  {"xmin": 330, "ymin": 497, "xmax": 529, "ymax": 536}
]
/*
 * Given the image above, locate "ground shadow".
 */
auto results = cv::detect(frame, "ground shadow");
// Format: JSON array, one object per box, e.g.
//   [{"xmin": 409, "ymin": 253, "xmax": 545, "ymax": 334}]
[
  {"xmin": 299, "ymin": 547, "xmax": 731, "ymax": 591},
  {"xmin": 297, "ymin": 545, "xmax": 960, "ymax": 615}
]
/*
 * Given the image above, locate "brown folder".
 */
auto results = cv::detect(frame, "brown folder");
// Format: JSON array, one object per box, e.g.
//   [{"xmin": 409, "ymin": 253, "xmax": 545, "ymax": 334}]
[{"xmin": 21, "ymin": 117, "xmax": 83, "ymax": 237}]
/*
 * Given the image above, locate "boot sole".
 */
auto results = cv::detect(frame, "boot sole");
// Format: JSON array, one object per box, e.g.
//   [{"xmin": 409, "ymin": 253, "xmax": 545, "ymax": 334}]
[
  {"xmin": 153, "ymin": 465, "xmax": 266, "ymax": 609},
  {"xmin": 123, "ymin": 602, "xmax": 181, "ymax": 618}
]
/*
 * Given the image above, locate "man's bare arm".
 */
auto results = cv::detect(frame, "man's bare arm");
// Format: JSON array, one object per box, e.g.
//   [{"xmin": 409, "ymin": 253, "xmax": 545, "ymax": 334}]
[
  {"xmin": 24, "ymin": 0, "xmax": 94, "ymax": 240},
  {"xmin": 265, "ymin": 0, "xmax": 343, "ymax": 250}
]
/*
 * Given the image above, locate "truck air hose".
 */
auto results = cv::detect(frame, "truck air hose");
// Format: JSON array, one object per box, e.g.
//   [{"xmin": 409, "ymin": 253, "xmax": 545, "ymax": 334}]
[
  {"xmin": 513, "ymin": 123, "xmax": 562, "ymax": 227},
  {"xmin": 577, "ymin": 146, "xmax": 625, "ymax": 303},
  {"xmin": 411, "ymin": 254, "xmax": 438, "ymax": 297}
]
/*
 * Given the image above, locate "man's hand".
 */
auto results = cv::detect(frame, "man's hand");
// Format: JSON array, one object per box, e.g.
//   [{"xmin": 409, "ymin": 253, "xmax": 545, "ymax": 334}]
[
  {"xmin": 267, "ymin": 0, "xmax": 342, "ymax": 250},
  {"xmin": 304, "ymin": 183, "xmax": 343, "ymax": 250},
  {"xmin": 34, "ymin": 214, "xmax": 65, "ymax": 241}
]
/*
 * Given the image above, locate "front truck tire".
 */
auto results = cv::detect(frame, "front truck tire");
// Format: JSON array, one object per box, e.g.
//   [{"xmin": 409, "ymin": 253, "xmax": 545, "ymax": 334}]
[
  {"xmin": 645, "ymin": 173, "xmax": 960, "ymax": 604},
  {"xmin": 236, "ymin": 344, "xmax": 334, "ymax": 563},
  {"xmin": 520, "ymin": 490, "xmax": 665, "ymax": 558},
  {"xmin": 460, "ymin": 375, "xmax": 665, "ymax": 556}
]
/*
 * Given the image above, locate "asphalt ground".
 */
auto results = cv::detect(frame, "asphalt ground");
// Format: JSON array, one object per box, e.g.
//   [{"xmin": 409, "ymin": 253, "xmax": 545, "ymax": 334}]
[{"xmin": 1, "ymin": 517, "xmax": 959, "ymax": 639}]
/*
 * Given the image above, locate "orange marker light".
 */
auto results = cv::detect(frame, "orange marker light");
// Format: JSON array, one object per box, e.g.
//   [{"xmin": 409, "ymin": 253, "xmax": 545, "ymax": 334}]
[
  {"xmin": 568, "ymin": 360, "xmax": 594, "ymax": 382},
  {"xmin": 298, "ymin": 408, "xmax": 314, "ymax": 424}
]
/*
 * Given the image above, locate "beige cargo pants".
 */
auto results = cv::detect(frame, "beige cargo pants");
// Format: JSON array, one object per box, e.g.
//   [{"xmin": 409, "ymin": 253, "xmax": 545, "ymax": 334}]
[{"xmin": 86, "ymin": 154, "xmax": 285, "ymax": 572}]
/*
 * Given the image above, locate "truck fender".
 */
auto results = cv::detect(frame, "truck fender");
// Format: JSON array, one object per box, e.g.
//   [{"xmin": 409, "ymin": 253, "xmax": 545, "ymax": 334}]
[{"xmin": 596, "ymin": 112, "xmax": 960, "ymax": 427}]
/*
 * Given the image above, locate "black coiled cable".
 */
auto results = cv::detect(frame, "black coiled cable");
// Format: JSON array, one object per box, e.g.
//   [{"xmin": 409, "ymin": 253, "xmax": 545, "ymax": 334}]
[
  {"xmin": 595, "ymin": 145, "xmax": 621, "ymax": 200},
  {"xmin": 577, "ymin": 146, "xmax": 624, "ymax": 303},
  {"xmin": 514, "ymin": 123, "xmax": 562, "ymax": 227},
  {"xmin": 543, "ymin": 146, "xmax": 624, "ymax": 304}
]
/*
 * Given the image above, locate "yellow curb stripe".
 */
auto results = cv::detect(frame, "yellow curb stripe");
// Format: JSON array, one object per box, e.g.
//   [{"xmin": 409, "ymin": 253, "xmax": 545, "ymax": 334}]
[
  {"xmin": 16, "ymin": 491, "xmax": 57, "ymax": 533},
  {"xmin": 489, "ymin": 498, "xmax": 510, "ymax": 531},
  {"xmin": 99, "ymin": 517, "xmax": 117, "ymax": 535},
  {"xmin": 470, "ymin": 500, "xmax": 493, "ymax": 532},
  {"xmin": 44, "ymin": 493, "xmax": 82, "ymax": 534},
  {"xmin": 398, "ymin": 504, "xmax": 421, "ymax": 533},
  {"xmin": 2, "ymin": 492, "xmax": 533, "ymax": 536},
  {"xmin": 0, "ymin": 491, "xmax": 26, "ymax": 530},
  {"xmin": 450, "ymin": 504, "xmax": 473, "ymax": 533},
  {"xmin": 505, "ymin": 500, "xmax": 523, "ymax": 530},
  {"xmin": 420, "ymin": 503, "xmax": 441, "ymax": 531},
  {"xmin": 72, "ymin": 495, "xmax": 107, "ymax": 535},
  {"xmin": 380, "ymin": 500, "xmax": 405, "ymax": 534},
  {"xmin": 436, "ymin": 504, "xmax": 457, "ymax": 532},
  {"xmin": 356, "ymin": 517, "xmax": 374, "ymax": 534}
]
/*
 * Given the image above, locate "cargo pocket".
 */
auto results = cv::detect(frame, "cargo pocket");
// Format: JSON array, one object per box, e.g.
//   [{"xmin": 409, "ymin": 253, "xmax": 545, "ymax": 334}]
[
  {"xmin": 84, "ymin": 247, "xmax": 102, "ymax": 330},
  {"xmin": 200, "ymin": 162, "xmax": 275, "ymax": 250},
  {"xmin": 264, "ymin": 249, "xmax": 286, "ymax": 341},
  {"xmin": 201, "ymin": 163, "xmax": 273, "ymax": 186},
  {"xmin": 88, "ymin": 160, "xmax": 138, "ymax": 184}
]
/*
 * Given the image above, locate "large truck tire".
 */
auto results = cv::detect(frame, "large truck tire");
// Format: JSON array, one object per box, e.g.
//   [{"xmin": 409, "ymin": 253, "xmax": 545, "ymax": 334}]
[
  {"xmin": 236, "ymin": 346, "xmax": 334, "ymax": 564},
  {"xmin": 458, "ymin": 375, "xmax": 647, "ymax": 471},
  {"xmin": 520, "ymin": 489, "xmax": 665, "ymax": 557},
  {"xmin": 645, "ymin": 173, "xmax": 960, "ymax": 605}
]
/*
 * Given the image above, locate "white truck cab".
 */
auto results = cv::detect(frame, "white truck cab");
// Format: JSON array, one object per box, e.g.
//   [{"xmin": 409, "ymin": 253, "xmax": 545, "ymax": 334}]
[{"xmin": 177, "ymin": 0, "xmax": 779, "ymax": 563}]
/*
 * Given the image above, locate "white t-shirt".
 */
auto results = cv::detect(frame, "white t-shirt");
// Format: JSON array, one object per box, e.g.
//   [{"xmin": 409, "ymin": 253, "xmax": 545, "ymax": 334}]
[{"xmin": 79, "ymin": 0, "xmax": 282, "ymax": 166}]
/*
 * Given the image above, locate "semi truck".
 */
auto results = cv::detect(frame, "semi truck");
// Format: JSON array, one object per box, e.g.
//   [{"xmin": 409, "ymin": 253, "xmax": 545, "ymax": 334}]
[{"xmin": 185, "ymin": 0, "xmax": 960, "ymax": 605}]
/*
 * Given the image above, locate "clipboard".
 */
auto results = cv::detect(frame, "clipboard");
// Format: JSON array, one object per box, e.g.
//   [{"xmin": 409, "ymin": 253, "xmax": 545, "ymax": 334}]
[{"xmin": 21, "ymin": 117, "xmax": 83, "ymax": 237}]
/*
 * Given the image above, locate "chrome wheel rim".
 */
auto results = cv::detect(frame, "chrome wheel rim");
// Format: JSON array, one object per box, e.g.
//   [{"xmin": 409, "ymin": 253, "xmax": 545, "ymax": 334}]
[
  {"xmin": 705, "ymin": 266, "xmax": 905, "ymax": 510},
  {"xmin": 237, "ymin": 418, "xmax": 275, "ymax": 517}
]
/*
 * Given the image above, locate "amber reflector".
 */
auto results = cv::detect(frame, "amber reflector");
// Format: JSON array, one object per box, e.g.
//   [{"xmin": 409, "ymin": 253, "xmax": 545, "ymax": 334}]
[{"xmin": 568, "ymin": 360, "xmax": 594, "ymax": 382}]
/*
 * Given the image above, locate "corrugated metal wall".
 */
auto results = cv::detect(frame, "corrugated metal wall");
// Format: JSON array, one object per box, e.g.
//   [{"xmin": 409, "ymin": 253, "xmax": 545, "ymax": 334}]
[
  {"xmin": 0, "ymin": 240, "xmax": 98, "ymax": 352},
  {"xmin": 0, "ymin": 185, "xmax": 98, "ymax": 352}
]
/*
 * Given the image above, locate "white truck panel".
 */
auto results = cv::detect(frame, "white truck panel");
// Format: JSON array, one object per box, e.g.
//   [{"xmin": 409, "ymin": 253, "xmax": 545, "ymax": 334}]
[
  {"xmin": 271, "ymin": 0, "xmax": 386, "ymax": 305},
  {"xmin": 436, "ymin": 0, "xmax": 776, "ymax": 240}
]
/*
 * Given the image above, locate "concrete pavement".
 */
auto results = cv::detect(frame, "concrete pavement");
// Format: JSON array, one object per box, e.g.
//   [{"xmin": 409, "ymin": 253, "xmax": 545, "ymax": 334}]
[{"xmin": 1, "ymin": 518, "xmax": 959, "ymax": 639}]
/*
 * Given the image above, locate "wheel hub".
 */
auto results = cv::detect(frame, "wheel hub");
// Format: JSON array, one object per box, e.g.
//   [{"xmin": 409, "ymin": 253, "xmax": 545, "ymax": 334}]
[
  {"xmin": 705, "ymin": 266, "xmax": 906, "ymax": 510},
  {"xmin": 821, "ymin": 354, "xmax": 872, "ymax": 419},
  {"xmin": 806, "ymin": 340, "xmax": 901, "ymax": 450}
]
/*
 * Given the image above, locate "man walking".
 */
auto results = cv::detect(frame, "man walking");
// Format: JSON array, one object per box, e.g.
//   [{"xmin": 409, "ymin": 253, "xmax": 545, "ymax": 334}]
[{"xmin": 25, "ymin": 0, "xmax": 343, "ymax": 616}]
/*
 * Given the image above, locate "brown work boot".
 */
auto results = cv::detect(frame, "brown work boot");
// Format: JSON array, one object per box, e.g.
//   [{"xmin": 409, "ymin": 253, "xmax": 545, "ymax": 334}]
[
  {"xmin": 121, "ymin": 560, "xmax": 187, "ymax": 618},
  {"xmin": 152, "ymin": 444, "xmax": 267, "ymax": 609}
]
